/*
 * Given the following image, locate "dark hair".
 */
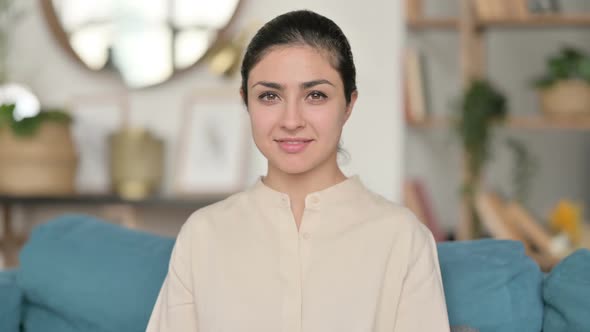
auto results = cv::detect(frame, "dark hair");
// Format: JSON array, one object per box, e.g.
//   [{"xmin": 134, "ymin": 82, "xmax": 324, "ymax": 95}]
[{"xmin": 240, "ymin": 10, "xmax": 357, "ymax": 105}]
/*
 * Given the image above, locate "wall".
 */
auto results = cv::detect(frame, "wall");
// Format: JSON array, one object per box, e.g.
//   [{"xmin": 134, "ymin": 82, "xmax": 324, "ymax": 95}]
[
  {"xmin": 3, "ymin": 0, "xmax": 405, "ymax": 237},
  {"xmin": 406, "ymin": 0, "xmax": 590, "ymax": 232}
]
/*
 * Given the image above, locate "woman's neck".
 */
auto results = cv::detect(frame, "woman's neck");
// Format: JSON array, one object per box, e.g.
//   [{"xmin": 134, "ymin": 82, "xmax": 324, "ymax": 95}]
[
  {"xmin": 262, "ymin": 162, "xmax": 347, "ymax": 230},
  {"xmin": 262, "ymin": 164, "xmax": 347, "ymax": 201}
]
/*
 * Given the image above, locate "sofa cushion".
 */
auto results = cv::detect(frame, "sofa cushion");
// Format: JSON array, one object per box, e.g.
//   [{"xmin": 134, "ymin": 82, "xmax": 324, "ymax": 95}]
[
  {"xmin": 438, "ymin": 239, "xmax": 543, "ymax": 332},
  {"xmin": 17, "ymin": 214, "xmax": 175, "ymax": 332},
  {"xmin": 0, "ymin": 269, "xmax": 22, "ymax": 332},
  {"xmin": 543, "ymin": 249, "xmax": 590, "ymax": 332},
  {"xmin": 22, "ymin": 302, "xmax": 78, "ymax": 332}
]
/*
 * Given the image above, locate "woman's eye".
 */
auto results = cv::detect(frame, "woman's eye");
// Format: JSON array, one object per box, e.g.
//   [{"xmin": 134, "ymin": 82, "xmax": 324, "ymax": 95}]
[
  {"xmin": 258, "ymin": 92, "xmax": 279, "ymax": 102},
  {"xmin": 307, "ymin": 91, "xmax": 327, "ymax": 101}
]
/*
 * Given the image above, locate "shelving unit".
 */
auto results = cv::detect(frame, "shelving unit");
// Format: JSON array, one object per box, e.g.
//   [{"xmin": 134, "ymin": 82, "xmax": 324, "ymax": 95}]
[
  {"xmin": 408, "ymin": 14, "xmax": 590, "ymax": 30},
  {"xmin": 405, "ymin": 0, "xmax": 590, "ymax": 241},
  {"xmin": 407, "ymin": 18, "xmax": 458, "ymax": 30},
  {"xmin": 0, "ymin": 193, "xmax": 228, "ymax": 267},
  {"xmin": 409, "ymin": 115, "xmax": 590, "ymax": 130}
]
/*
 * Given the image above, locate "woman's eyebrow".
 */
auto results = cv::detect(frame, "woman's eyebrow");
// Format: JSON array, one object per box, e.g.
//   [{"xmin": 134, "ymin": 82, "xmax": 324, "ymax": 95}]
[
  {"xmin": 301, "ymin": 79, "xmax": 334, "ymax": 89},
  {"xmin": 251, "ymin": 79, "xmax": 334, "ymax": 90},
  {"xmin": 251, "ymin": 81, "xmax": 283, "ymax": 90}
]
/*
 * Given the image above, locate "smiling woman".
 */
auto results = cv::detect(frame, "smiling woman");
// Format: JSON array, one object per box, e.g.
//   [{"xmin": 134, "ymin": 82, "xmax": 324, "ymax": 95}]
[
  {"xmin": 41, "ymin": 0, "xmax": 242, "ymax": 88},
  {"xmin": 147, "ymin": 9, "xmax": 450, "ymax": 332}
]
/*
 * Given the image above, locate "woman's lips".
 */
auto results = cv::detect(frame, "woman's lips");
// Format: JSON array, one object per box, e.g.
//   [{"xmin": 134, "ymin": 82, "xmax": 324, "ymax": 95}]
[{"xmin": 275, "ymin": 139, "xmax": 313, "ymax": 154}]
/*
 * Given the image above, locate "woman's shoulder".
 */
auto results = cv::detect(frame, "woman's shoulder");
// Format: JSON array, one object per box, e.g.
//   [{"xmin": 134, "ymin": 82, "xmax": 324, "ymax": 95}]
[
  {"xmin": 183, "ymin": 189, "xmax": 253, "ymax": 226},
  {"xmin": 361, "ymin": 188, "xmax": 433, "ymax": 242}
]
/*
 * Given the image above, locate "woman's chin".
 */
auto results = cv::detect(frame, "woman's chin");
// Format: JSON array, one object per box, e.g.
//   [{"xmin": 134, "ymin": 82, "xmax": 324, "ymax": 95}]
[{"xmin": 270, "ymin": 160, "xmax": 315, "ymax": 176}]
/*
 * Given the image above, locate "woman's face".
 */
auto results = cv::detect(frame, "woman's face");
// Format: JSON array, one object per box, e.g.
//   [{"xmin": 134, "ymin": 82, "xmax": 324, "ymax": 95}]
[{"xmin": 244, "ymin": 45, "xmax": 357, "ymax": 177}]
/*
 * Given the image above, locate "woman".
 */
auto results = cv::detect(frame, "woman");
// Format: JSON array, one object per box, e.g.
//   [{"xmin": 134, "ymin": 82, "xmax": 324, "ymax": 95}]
[{"xmin": 147, "ymin": 10, "xmax": 449, "ymax": 332}]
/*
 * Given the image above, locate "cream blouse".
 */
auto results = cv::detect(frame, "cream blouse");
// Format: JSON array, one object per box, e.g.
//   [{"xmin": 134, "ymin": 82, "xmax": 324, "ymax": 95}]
[{"xmin": 146, "ymin": 176, "xmax": 450, "ymax": 332}]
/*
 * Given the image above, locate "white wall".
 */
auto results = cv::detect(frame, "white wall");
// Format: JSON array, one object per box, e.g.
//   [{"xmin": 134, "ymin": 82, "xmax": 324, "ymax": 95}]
[{"xmin": 7, "ymin": 0, "xmax": 404, "ymax": 203}]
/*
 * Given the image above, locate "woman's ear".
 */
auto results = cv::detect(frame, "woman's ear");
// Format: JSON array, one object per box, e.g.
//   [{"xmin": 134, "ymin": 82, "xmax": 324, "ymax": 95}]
[
  {"xmin": 344, "ymin": 90, "xmax": 358, "ymax": 124},
  {"xmin": 240, "ymin": 88, "xmax": 246, "ymax": 103},
  {"xmin": 239, "ymin": 88, "xmax": 249, "ymax": 111}
]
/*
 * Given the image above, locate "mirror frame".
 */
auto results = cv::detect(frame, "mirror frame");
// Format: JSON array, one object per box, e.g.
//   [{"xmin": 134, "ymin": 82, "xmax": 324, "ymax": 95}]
[{"xmin": 40, "ymin": 0, "xmax": 245, "ymax": 88}]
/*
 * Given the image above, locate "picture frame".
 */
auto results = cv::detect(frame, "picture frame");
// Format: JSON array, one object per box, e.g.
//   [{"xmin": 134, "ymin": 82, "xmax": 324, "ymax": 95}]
[
  {"xmin": 174, "ymin": 88, "xmax": 251, "ymax": 196},
  {"xmin": 67, "ymin": 92, "xmax": 129, "ymax": 194}
]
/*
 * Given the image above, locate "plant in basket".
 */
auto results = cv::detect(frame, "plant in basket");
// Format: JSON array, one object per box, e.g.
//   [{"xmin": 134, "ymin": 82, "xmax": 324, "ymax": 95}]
[
  {"xmin": 534, "ymin": 47, "xmax": 590, "ymax": 118},
  {"xmin": 0, "ymin": 89, "xmax": 77, "ymax": 196}
]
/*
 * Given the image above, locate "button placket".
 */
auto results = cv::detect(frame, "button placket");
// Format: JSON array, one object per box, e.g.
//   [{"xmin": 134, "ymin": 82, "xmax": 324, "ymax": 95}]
[
  {"xmin": 278, "ymin": 197, "xmax": 302, "ymax": 332},
  {"xmin": 298, "ymin": 205, "xmax": 317, "ymax": 285}
]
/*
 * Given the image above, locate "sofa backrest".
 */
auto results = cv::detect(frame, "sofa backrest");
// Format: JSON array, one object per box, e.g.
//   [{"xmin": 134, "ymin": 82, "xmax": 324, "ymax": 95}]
[
  {"xmin": 438, "ymin": 239, "xmax": 544, "ymax": 332},
  {"xmin": 18, "ymin": 214, "xmax": 174, "ymax": 332},
  {"xmin": 16, "ymin": 214, "xmax": 546, "ymax": 332}
]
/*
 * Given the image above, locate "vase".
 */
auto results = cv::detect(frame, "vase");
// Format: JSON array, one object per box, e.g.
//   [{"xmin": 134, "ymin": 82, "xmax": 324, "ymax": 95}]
[{"xmin": 109, "ymin": 128, "xmax": 164, "ymax": 200}]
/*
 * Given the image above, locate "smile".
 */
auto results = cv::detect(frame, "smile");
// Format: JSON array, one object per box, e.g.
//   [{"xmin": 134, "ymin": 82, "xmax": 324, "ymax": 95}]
[{"xmin": 275, "ymin": 138, "xmax": 314, "ymax": 154}]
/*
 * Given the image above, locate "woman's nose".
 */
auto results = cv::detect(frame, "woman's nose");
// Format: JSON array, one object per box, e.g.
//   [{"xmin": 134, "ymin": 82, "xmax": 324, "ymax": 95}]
[{"xmin": 280, "ymin": 101, "xmax": 305, "ymax": 130}]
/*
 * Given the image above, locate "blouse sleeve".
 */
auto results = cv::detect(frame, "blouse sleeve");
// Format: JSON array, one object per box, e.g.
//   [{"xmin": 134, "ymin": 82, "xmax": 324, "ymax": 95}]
[
  {"xmin": 146, "ymin": 223, "xmax": 197, "ymax": 332},
  {"xmin": 393, "ymin": 222, "xmax": 450, "ymax": 332}
]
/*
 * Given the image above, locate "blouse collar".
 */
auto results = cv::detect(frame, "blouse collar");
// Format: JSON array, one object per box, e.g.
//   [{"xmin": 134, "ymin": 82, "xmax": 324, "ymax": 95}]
[{"xmin": 249, "ymin": 175, "xmax": 364, "ymax": 209}]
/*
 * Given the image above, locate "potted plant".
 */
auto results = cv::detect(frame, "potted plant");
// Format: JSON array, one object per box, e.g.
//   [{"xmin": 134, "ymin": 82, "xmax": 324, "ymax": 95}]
[
  {"xmin": 0, "ymin": 102, "xmax": 77, "ymax": 195},
  {"xmin": 454, "ymin": 79, "xmax": 508, "ymax": 238},
  {"xmin": 534, "ymin": 47, "xmax": 590, "ymax": 118},
  {"xmin": 454, "ymin": 80, "xmax": 537, "ymax": 239}
]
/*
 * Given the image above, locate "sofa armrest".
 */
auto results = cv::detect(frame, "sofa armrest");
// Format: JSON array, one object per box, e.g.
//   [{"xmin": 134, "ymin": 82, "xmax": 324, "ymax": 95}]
[{"xmin": 0, "ymin": 269, "xmax": 23, "ymax": 332}]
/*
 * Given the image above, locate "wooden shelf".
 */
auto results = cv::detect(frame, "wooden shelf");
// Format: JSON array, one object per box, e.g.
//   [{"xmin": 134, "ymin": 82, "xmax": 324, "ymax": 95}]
[
  {"xmin": 406, "ymin": 116, "xmax": 450, "ymax": 129},
  {"xmin": 0, "ymin": 193, "xmax": 228, "ymax": 209},
  {"xmin": 407, "ymin": 14, "xmax": 590, "ymax": 31},
  {"xmin": 479, "ymin": 14, "xmax": 590, "ymax": 28},
  {"xmin": 408, "ymin": 115, "xmax": 590, "ymax": 130},
  {"xmin": 407, "ymin": 18, "xmax": 458, "ymax": 30},
  {"xmin": 506, "ymin": 115, "xmax": 590, "ymax": 130}
]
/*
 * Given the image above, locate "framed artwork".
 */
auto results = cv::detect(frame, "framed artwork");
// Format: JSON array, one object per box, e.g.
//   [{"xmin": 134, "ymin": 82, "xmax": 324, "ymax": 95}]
[
  {"xmin": 175, "ymin": 88, "xmax": 251, "ymax": 195},
  {"xmin": 68, "ymin": 92, "xmax": 129, "ymax": 194}
]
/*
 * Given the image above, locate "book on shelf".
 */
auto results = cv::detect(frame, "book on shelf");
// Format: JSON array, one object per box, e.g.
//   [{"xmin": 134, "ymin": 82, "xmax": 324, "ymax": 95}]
[
  {"xmin": 403, "ymin": 47, "xmax": 429, "ymax": 125},
  {"xmin": 475, "ymin": 0, "xmax": 529, "ymax": 20},
  {"xmin": 403, "ymin": 178, "xmax": 447, "ymax": 242},
  {"xmin": 504, "ymin": 201, "xmax": 554, "ymax": 255},
  {"xmin": 475, "ymin": 191, "xmax": 531, "ymax": 250},
  {"xmin": 405, "ymin": 0, "xmax": 422, "ymax": 21},
  {"xmin": 476, "ymin": 192, "xmax": 562, "ymax": 270}
]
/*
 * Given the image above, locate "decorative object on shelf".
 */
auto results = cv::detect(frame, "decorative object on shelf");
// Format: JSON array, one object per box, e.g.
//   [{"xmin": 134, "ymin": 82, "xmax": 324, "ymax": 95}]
[
  {"xmin": 0, "ymin": 88, "xmax": 77, "ymax": 195},
  {"xmin": 403, "ymin": 47, "xmax": 429, "ymax": 125},
  {"xmin": 454, "ymin": 79, "xmax": 507, "ymax": 237},
  {"xmin": 549, "ymin": 200, "xmax": 583, "ymax": 246},
  {"xmin": 41, "ymin": 0, "xmax": 242, "ymax": 88},
  {"xmin": 475, "ymin": 0, "xmax": 529, "ymax": 20},
  {"xmin": 405, "ymin": 0, "xmax": 422, "ymax": 21},
  {"xmin": 403, "ymin": 178, "xmax": 447, "ymax": 242},
  {"xmin": 534, "ymin": 47, "xmax": 590, "ymax": 118},
  {"xmin": 109, "ymin": 128, "xmax": 164, "ymax": 200},
  {"xmin": 175, "ymin": 88, "xmax": 250, "ymax": 196},
  {"xmin": 528, "ymin": 0, "xmax": 560, "ymax": 14},
  {"xmin": 68, "ymin": 92, "xmax": 129, "ymax": 194}
]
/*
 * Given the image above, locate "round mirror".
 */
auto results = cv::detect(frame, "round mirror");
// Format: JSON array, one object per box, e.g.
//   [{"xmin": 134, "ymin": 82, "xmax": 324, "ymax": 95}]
[{"xmin": 41, "ymin": 0, "xmax": 242, "ymax": 88}]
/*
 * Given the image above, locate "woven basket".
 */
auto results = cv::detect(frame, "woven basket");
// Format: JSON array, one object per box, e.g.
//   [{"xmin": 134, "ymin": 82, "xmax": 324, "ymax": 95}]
[
  {"xmin": 0, "ymin": 122, "xmax": 78, "ymax": 196},
  {"xmin": 539, "ymin": 79, "xmax": 590, "ymax": 118}
]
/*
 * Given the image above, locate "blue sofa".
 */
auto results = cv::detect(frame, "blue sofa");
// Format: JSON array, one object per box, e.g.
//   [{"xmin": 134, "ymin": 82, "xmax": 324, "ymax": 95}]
[{"xmin": 0, "ymin": 214, "xmax": 589, "ymax": 332}]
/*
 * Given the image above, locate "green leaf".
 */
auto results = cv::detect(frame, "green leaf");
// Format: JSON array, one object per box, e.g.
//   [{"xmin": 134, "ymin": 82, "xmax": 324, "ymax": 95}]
[
  {"xmin": 535, "ymin": 46, "xmax": 590, "ymax": 87},
  {"xmin": 578, "ymin": 58, "xmax": 590, "ymax": 82},
  {"xmin": 0, "ymin": 103, "xmax": 71, "ymax": 137},
  {"xmin": 0, "ymin": 103, "xmax": 16, "ymax": 128}
]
